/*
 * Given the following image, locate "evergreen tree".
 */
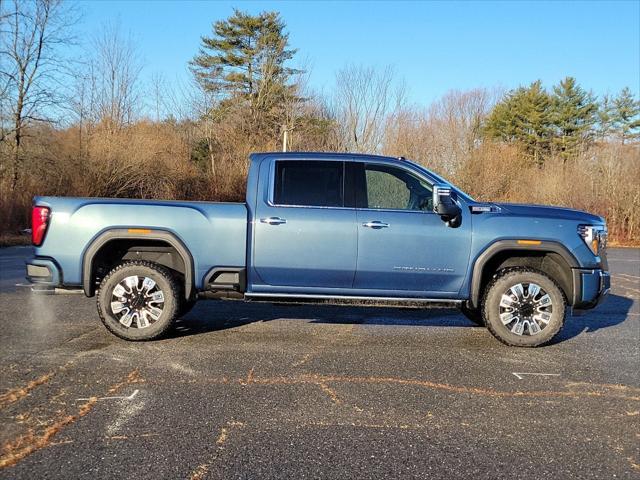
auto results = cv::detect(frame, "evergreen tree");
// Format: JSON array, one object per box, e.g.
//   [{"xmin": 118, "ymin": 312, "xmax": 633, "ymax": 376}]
[
  {"xmin": 484, "ymin": 80, "xmax": 553, "ymax": 165},
  {"xmin": 549, "ymin": 77, "xmax": 597, "ymax": 161},
  {"xmin": 190, "ymin": 9, "xmax": 299, "ymax": 119},
  {"xmin": 612, "ymin": 87, "xmax": 640, "ymax": 144},
  {"xmin": 596, "ymin": 94, "xmax": 615, "ymax": 141}
]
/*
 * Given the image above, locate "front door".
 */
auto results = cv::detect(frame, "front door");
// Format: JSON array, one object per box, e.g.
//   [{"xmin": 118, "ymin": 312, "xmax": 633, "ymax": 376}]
[
  {"xmin": 252, "ymin": 159, "xmax": 357, "ymax": 289},
  {"xmin": 352, "ymin": 162, "xmax": 472, "ymax": 296}
]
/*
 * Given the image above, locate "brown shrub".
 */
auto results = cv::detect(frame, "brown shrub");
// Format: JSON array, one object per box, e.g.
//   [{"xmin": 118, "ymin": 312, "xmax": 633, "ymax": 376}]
[{"xmin": 1, "ymin": 119, "xmax": 638, "ymax": 245}]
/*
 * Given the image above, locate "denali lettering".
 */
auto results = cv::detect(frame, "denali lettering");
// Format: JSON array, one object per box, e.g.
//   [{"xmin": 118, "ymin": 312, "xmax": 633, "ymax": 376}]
[{"xmin": 393, "ymin": 266, "xmax": 455, "ymax": 273}]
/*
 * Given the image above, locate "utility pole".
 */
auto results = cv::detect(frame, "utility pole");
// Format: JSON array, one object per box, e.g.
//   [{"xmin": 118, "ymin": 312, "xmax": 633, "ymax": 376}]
[{"xmin": 282, "ymin": 124, "xmax": 288, "ymax": 152}]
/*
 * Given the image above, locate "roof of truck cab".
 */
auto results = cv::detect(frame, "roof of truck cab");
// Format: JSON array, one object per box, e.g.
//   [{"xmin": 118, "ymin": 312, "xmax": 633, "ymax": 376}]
[{"xmin": 250, "ymin": 152, "xmax": 406, "ymax": 163}]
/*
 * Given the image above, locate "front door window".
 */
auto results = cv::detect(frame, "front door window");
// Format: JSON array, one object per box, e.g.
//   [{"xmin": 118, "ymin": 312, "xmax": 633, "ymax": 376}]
[{"xmin": 362, "ymin": 164, "xmax": 433, "ymax": 212}]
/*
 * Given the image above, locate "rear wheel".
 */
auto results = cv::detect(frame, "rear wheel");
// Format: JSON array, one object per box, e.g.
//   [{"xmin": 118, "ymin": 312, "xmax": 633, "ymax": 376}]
[
  {"xmin": 97, "ymin": 260, "xmax": 180, "ymax": 341},
  {"xmin": 482, "ymin": 268, "xmax": 566, "ymax": 347}
]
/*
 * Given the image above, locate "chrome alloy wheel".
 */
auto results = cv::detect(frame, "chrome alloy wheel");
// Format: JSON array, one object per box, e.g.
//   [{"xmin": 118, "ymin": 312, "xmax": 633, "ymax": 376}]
[
  {"xmin": 498, "ymin": 282, "xmax": 552, "ymax": 336},
  {"xmin": 110, "ymin": 276, "xmax": 165, "ymax": 328}
]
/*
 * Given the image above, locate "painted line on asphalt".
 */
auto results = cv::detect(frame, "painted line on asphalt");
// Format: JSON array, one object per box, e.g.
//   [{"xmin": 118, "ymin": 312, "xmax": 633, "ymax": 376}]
[
  {"xmin": 76, "ymin": 389, "xmax": 139, "ymax": 402},
  {"xmin": 582, "ymin": 311, "xmax": 639, "ymax": 316},
  {"xmin": 614, "ymin": 273, "xmax": 640, "ymax": 281},
  {"xmin": 614, "ymin": 286, "xmax": 640, "ymax": 296},
  {"xmin": 512, "ymin": 372, "xmax": 561, "ymax": 380}
]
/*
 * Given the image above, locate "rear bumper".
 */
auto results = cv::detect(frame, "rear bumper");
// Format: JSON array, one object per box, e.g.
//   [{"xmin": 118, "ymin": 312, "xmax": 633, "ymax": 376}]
[
  {"xmin": 25, "ymin": 257, "xmax": 62, "ymax": 286},
  {"xmin": 572, "ymin": 268, "xmax": 610, "ymax": 309}
]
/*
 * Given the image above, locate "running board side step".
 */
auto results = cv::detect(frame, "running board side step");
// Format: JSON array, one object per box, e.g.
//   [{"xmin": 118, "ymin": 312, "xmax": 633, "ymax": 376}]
[
  {"xmin": 15, "ymin": 284, "xmax": 85, "ymax": 295},
  {"xmin": 244, "ymin": 292, "xmax": 462, "ymax": 308}
]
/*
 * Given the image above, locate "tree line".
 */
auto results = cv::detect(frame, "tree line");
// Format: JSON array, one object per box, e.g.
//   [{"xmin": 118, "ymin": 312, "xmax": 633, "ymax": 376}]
[
  {"xmin": 1, "ymin": 2, "xmax": 639, "ymax": 243},
  {"xmin": 485, "ymin": 78, "xmax": 638, "ymax": 164}
]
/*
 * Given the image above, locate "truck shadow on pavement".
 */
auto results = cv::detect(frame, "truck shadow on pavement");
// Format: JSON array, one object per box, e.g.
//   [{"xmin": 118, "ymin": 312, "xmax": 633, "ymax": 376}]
[
  {"xmin": 551, "ymin": 293, "xmax": 635, "ymax": 344},
  {"xmin": 170, "ymin": 293, "xmax": 634, "ymax": 345}
]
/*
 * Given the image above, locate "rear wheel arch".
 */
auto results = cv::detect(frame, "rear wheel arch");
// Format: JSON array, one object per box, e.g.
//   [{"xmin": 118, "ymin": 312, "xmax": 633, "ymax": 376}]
[
  {"xmin": 82, "ymin": 229, "xmax": 194, "ymax": 299},
  {"xmin": 469, "ymin": 240, "xmax": 578, "ymax": 309}
]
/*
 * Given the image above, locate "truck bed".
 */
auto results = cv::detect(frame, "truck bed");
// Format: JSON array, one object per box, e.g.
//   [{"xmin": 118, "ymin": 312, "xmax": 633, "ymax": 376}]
[{"xmin": 32, "ymin": 196, "xmax": 248, "ymax": 290}]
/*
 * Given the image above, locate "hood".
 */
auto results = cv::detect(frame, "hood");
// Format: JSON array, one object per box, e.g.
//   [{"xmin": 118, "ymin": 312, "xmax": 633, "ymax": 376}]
[{"xmin": 492, "ymin": 202, "xmax": 605, "ymax": 224}]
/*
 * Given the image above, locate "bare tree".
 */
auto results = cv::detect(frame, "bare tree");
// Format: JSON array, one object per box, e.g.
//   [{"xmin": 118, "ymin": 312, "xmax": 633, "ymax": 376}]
[
  {"xmin": 382, "ymin": 88, "xmax": 499, "ymax": 174},
  {"xmin": 0, "ymin": 0, "xmax": 76, "ymax": 191},
  {"xmin": 280, "ymin": 58, "xmax": 313, "ymax": 151},
  {"xmin": 425, "ymin": 88, "xmax": 499, "ymax": 173},
  {"xmin": 89, "ymin": 22, "xmax": 142, "ymax": 132},
  {"xmin": 333, "ymin": 65, "xmax": 403, "ymax": 153},
  {"xmin": 150, "ymin": 72, "xmax": 166, "ymax": 123},
  {"xmin": 188, "ymin": 76, "xmax": 223, "ymax": 179}
]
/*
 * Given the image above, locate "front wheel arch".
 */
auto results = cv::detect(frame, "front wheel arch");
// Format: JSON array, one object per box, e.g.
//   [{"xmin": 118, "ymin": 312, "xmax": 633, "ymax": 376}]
[{"xmin": 469, "ymin": 240, "xmax": 578, "ymax": 309}]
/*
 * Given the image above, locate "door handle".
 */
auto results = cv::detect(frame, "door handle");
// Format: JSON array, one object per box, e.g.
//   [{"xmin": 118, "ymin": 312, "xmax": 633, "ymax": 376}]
[
  {"xmin": 260, "ymin": 216, "xmax": 287, "ymax": 225},
  {"xmin": 362, "ymin": 221, "xmax": 390, "ymax": 229}
]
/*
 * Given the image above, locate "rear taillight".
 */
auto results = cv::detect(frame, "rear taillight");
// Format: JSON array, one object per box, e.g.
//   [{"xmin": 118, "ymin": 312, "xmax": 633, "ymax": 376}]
[{"xmin": 32, "ymin": 206, "xmax": 50, "ymax": 246}]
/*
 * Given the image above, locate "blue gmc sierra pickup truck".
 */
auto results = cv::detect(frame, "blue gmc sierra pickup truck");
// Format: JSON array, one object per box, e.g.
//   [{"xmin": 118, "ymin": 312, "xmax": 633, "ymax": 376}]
[{"xmin": 26, "ymin": 152, "xmax": 610, "ymax": 347}]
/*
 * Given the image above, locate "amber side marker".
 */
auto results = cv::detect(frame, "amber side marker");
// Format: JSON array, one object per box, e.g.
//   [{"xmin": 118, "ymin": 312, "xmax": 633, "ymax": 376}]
[
  {"xmin": 127, "ymin": 228, "xmax": 152, "ymax": 234},
  {"xmin": 517, "ymin": 239, "xmax": 542, "ymax": 246}
]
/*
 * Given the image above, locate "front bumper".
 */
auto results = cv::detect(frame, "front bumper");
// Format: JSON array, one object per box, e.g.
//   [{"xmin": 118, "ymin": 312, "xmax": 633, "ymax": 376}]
[{"xmin": 572, "ymin": 268, "xmax": 610, "ymax": 309}]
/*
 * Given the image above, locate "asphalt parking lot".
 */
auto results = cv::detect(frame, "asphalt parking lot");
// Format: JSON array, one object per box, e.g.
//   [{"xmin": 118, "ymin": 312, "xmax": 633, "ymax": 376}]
[{"xmin": 0, "ymin": 246, "xmax": 638, "ymax": 479}]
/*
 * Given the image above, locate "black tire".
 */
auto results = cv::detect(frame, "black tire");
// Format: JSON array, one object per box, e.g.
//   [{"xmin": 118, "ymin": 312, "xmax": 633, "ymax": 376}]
[
  {"xmin": 460, "ymin": 302, "xmax": 484, "ymax": 326},
  {"xmin": 482, "ymin": 268, "xmax": 566, "ymax": 347},
  {"xmin": 171, "ymin": 271, "xmax": 197, "ymax": 318},
  {"xmin": 97, "ymin": 260, "xmax": 180, "ymax": 341}
]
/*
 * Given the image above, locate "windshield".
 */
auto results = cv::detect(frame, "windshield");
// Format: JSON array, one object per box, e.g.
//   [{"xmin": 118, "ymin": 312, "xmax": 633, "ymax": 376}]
[{"xmin": 403, "ymin": 159, "xmax": 476, "ymax": 203}]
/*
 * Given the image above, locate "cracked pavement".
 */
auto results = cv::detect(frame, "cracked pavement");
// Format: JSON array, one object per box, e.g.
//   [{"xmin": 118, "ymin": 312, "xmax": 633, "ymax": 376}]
[{"xmin": 0, "ymin": 246, "xmax": 638, "ymax": 479}]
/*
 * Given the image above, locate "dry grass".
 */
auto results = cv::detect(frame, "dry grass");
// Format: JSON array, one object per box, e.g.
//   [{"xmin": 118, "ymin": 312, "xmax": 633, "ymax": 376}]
[
  {"xmin": 0, "ymin": 234, "xmax": 30, "ymax": 248},
  {"xmin": 1, "ymin": 108, "xmax": 638, "ymax": 245}
]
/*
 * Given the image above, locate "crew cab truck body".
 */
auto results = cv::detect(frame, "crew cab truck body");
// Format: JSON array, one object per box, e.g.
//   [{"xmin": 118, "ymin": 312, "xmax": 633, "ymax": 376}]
[{"xmin": 26, "ymin": 152, "xmax": 610, "ymax": 346}]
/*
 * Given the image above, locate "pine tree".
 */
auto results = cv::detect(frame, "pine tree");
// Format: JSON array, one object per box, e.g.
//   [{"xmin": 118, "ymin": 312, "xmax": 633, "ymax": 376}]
[
  {"xmin": 484, "ymin": 80, "xmax": 553, "ymax": 165},
  {"xmin": 596, "ymin": 94, "xmax": 615, "ymax": 141},
  {"xmin": 190, "ymin": 9, "xmax": 300, "ymax": 118},
  {"xmin": 611, "ymin": 87, "xmax": 640, "ymax": 144},
  {"xmin": 521, "ymin": 81, "xmax": 554, "ymax": 165},
  {"xmin": 550, "ymin": 77, "xmax": 597, "ymax": 161}
]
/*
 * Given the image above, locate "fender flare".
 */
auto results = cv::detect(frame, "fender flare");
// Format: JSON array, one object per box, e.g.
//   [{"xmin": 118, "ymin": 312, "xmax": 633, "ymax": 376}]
[
  {"xmin": 82, "ymin": 228, "xmax": 194, "ymax": 299},
  {"xmin": 469, "ymin": 239, "xmax": 579, "ymax": 308}
]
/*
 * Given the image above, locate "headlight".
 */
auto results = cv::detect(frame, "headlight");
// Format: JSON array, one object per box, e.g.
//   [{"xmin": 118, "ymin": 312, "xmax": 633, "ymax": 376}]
[{"xmin": 578, "ymin": 225, "xmax": 607, "ymax": 256}]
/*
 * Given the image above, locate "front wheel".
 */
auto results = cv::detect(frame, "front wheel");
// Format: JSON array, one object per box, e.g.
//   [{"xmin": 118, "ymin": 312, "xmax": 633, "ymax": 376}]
[
  {"xmin": 482, "ymin": 268, "xmax": 566, "ymax": 347},
  {"xmin": 97, "ymin": 260, "xmax": 180, "ymax": 341}
]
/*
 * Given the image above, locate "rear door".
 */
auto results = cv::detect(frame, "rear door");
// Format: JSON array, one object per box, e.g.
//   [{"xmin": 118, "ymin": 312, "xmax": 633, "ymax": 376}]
[
  {"xmin": 351, "ymin": 161, "xmax": 472, "ymax": 295},
  {"xmin": 252, "ymin": 159, "xmax": 357, "ymax": 289}
]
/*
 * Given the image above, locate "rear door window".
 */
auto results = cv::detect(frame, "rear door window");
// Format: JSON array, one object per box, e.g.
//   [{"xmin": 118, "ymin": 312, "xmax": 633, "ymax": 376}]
[{"xmin": 274, "ymin": 161, "xmax": 344, "ymax": 207}]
